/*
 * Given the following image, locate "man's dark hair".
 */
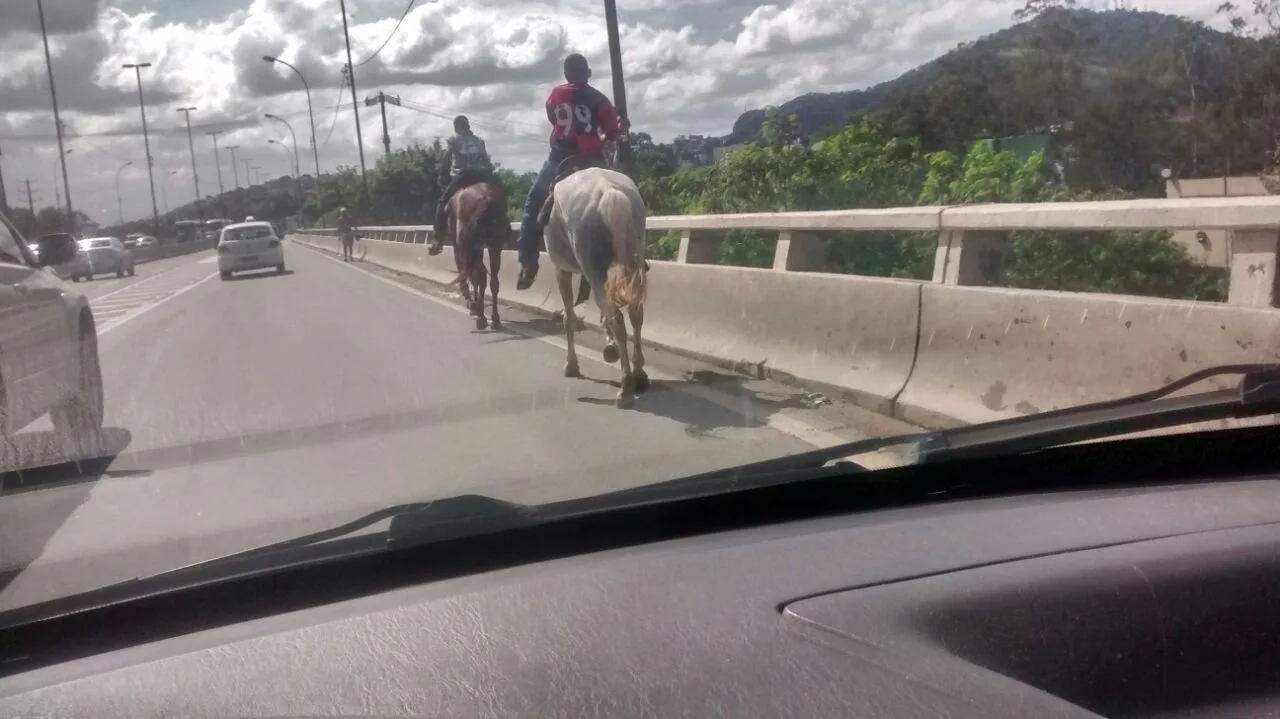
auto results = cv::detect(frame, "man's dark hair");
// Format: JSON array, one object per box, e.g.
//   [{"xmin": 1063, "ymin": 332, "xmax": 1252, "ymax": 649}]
[
  {"xmin": 453, "ymin": 115, "xmax": 470, "ymax": 133},
  {"xmin": 563, "ymin": 53, "xmax": 590, "ymax": 83}
]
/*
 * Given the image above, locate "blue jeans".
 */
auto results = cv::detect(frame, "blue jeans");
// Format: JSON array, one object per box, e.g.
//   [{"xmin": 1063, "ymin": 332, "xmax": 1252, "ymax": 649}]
[{"xmin": 517, "ymin": 157, "xmax": 559, "ymax": 266}]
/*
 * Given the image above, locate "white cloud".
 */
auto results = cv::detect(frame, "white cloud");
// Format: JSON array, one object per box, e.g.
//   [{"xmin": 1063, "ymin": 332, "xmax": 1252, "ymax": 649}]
[{"xmin": 0, "ymin": 0, "xmax": 1229, "ymax": 226}]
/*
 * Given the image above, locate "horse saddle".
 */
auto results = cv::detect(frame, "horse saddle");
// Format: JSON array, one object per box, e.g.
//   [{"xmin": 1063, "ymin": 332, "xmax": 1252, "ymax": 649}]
[{"xmin": 537, "ymin": 152, "xmax": 609, "ymax": 228}]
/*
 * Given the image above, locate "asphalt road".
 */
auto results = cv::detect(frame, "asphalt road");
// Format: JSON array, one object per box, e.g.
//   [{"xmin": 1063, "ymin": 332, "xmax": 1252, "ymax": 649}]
[{"xmin": 0, "ymin": 241, "xmax": 818, "ymax": 611}]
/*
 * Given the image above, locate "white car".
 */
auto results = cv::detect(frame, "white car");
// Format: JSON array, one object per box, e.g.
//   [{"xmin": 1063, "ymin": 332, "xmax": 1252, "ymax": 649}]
[
  {"xmin": 217, "ymin": 221, "xmax": 286, "ymax": 280},
  {"xmin": 77, "ymin": 236, "xmax": 136, "ymax": 280},
  {"xmin": 0, "ymin": 214, "xmax": 105, "ymax": 462}
]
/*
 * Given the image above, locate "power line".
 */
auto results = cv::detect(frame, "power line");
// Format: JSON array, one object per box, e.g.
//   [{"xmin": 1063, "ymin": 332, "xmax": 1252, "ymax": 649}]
[
  {"xmin": 319, "ymin": 69, "xmax": 351, "ymax": 148},
  {"xmin": 399, "ymin": 96, "xmax": 545, "ymax": 134},
  {"xmin": 355, "ymin": 0, "xmax": 418, "ymax": 67},
  {"xmin": 397, "ymin": 99, "xmax": 545, "ymax": 144}
]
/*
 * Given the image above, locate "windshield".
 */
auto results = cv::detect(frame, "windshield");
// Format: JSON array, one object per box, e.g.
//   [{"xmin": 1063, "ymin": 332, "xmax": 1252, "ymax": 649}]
[
  {"xmin": 222, "ymin": 225, "xmax": 274, "ymax": 242},
  {"xmin": 1, "ymin": 0, "xmax": 1277, "ymax": 615}
]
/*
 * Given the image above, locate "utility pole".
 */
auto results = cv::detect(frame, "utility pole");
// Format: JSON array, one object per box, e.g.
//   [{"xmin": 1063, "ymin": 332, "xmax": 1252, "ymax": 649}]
[
  {"xmin": 337, "ymin": 0, "xmax": 368, "ymax": 184},
  {"xmin": 225, "ymin": 145, "xmax": 240, "ymax": 188},
  {"xmin": 0, "ymin": 146, "xmax": 8, "ymax": 216},
  {"xmin": 37, "ymin": 0, "xmax": 76, "ymax": 233},
  {"xmin": 176, "ymin": 107, "xmax": 203, "ymax": 225},
  {"xmin": 52, "ymin": 149, "xmax": 71, "ymax": 214},
  {"xmin": 242, "ymin": 158, "xmax": 252, "ymax": 187},
  {"xmin": 123, "ymin": 62, "xmax": 161, "ymax": 236},
  {"xmin": 601, "ymin": 0, "xmax": 635, "ymax": 176},
  {"xmin": 363, "ymin": 91, "xmax": 400, "ymax": 156}
]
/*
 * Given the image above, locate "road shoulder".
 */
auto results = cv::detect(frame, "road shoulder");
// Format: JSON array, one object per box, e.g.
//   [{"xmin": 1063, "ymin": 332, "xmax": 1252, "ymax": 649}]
[{"xmin": 293, "ymin": 241, "xmax": 920, "ymax": 469}]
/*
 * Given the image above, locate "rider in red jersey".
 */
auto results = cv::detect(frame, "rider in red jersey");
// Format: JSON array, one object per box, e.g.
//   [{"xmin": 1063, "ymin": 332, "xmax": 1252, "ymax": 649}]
[{"xmin": 515, "ymin": 53, "xmax": 625, "ymax": 290}]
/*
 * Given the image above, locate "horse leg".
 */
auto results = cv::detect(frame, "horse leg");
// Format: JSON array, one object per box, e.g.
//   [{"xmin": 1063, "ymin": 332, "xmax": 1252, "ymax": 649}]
[
  {"xmin": 593, "ymin": 282, "xmax": 620, "ymax": 364},
  {"xmin": 556, "ymin": 269, "xmax": 580, "ymax": 378},
  {"xmin": 471, "ymin": 261, "xmax": 488, "ymax": 330},
  {"xmin": 488, "ymin": 243, "xmax": 502, "ymax": 330},
  {"xmin": 628, "ymin": 302, "xmax": 649, "ymax": 393},
  {"xmin": 609, "ymin": 308, "xmax": 636, "ymax": 409}
]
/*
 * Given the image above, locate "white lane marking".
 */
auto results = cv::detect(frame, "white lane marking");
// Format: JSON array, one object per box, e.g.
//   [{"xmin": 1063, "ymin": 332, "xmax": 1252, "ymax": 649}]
[
  {"xmin": 97, "ymin": 271, "xmax": 219, "ymax": 335},
  {"xmin": 199, "ymin": 256, "xmax": 218, "ymax": 265},
  {"xmin": 298, "ymin": 244, "xmax": 898, "ymax": 468},
  {"xmin": 88, "ymin": 252, "xmax": 212, "ymax": 304}
]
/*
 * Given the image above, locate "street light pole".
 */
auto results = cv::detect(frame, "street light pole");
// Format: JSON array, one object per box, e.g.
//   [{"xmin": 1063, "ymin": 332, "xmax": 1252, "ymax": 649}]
[
  {"xmin": 115, "ymin": 160, "xmax": 133, "ymax": 225},
  {"xmin": 206, "ymin": 131, "xmax": 225, "ymax": 195},
  {"xmin": 262, "ymin": 56, "xmax": 321, "ymax": 178},
  {"xmin": 268, "ymin": 139, "xmax": 302, "ymax": 205},
  {"xmin": 225, "ymin": 145, "xmax": 240, "ymax": 188},
  {"xmin": 176, "ymin": 107, "xmax": 203, "ymax": 225},
  {"xmin": 123, "ymin": 62, "xmax": 161, "ymax": 236},
  {"xmin": 264, "ymin": 114, "xmax": 299, "ymax": 176},
  {"xmin": 337, "ymin": 0, "xmax": 368, "ymax": 185}
]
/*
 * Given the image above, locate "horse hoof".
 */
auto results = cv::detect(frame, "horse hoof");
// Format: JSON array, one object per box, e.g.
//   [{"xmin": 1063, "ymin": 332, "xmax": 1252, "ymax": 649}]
[
  {"xmin": 615, "ymin": 392, "xmax": 635, "ymax": 409},
  {"xmin": 564, "ymin": 362, "xmax": 581, "ymax": 378},
  {"xmin": 602, "ymin": 345, "xmax": 620, "ymax": 364},
  {"xmin": 475, "ymin": 316, "xmax": 488, "ymax": 330},
  {"xmin": 633, "ymin": 371, "xmax": 650, "ymax": 394},
  {"xmin": 491, "ymin": 317, "xmax": 502, "ymax": 330}
]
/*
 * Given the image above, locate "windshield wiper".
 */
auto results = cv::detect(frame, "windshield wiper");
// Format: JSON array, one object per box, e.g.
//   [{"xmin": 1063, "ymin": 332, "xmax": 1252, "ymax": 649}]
[
  {"xmin": 747, "ymin": 363, "xmax": 1280, "ymax": 471},
  {"xmin": 0, "ymin": 495, "xmax": 540, "ymax": 630}
]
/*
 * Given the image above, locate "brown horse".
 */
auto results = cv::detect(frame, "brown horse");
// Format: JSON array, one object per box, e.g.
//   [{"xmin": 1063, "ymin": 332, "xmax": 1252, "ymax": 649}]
[{"xmin": 441, "ymin": 182, "xmax": 509, "ymax": 330}]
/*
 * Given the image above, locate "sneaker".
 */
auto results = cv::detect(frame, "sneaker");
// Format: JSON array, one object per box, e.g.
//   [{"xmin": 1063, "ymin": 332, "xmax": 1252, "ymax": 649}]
[{"xmin": 517, "ymin": 262, "xmax": 539, "ymax": 290}]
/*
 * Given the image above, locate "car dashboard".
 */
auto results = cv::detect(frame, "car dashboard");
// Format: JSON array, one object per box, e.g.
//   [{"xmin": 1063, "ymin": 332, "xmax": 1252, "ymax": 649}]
[{"xmin": 2, "ymin": 465, "xmax": 1278, "ymax": 719}]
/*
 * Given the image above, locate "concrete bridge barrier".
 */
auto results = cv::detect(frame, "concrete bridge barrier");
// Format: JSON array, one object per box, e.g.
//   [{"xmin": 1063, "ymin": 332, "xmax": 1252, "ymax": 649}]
[{"xmin": 290, "ymin": 195, "xmax": 1280, "ymax": 429}]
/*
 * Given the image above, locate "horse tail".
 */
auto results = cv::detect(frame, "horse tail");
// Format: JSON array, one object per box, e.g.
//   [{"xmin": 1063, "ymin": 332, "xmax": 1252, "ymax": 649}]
[{"xmin": 600, "ymin": 188, "xmax": 647, "ymax": 311}]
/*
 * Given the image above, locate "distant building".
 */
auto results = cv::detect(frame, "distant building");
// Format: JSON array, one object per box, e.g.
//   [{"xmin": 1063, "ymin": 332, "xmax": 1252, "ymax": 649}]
[{"xmin": 672, "ymin": 135, "xmax": 717, "ymax": 166}]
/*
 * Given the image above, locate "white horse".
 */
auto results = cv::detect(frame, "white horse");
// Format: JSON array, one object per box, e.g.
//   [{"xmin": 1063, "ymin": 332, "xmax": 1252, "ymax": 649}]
[{"xmin": 543, "ymin": 167, "xmax": 650, "ymax": 408}]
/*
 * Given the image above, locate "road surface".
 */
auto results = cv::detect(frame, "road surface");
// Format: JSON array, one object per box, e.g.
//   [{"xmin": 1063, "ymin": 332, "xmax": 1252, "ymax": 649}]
[{"xmin": 0, "ymin": 240, "xmax": 851, "ymax": 611}]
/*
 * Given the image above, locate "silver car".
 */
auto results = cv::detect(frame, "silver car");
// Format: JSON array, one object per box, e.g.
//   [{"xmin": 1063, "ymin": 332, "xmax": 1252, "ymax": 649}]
[
  {"xmin": 0, "ymin": 214, "xmax": 105, "ymax": 463},
  {"xmin": 77, "ymin": 236, "xmax": 136, "ymax": 280},
  {"xmin": 31, "ymin": 233, "xmax": 91, "ymax": 281}
]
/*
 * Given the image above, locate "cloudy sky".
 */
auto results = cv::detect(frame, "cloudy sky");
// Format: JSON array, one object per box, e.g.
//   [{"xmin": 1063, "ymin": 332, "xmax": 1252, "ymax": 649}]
[{"xmin": 0, "ymin": 0, "xmax": 1224, "ymax": 226}]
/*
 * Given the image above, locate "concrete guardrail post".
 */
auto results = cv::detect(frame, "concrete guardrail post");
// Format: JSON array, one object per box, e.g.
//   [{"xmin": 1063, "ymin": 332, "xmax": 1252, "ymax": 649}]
[
  {"xmin": 932, "ymin": 230, "xmax": 1005, "ymax": 285},
  {"xmin": 1227, "ymin": 229, "xmax": 1280, "ymax": 308},
  {"xmin": 677, "ymin": 229, "xmax": 722, "ymax": 265},
  {"xmin": 772, "ymin": 230, "xmax": 827, "ymax": 272}
]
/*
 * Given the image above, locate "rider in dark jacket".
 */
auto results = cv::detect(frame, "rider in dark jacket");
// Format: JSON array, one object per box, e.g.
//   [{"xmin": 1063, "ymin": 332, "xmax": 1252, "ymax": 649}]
[
  {"xmin": 515, "ymin": 53, "xmax": 625, "ymax": 290},
  {"xmin": 432, "ymin": 116, "xmax": 496, "ymax": 254}
]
